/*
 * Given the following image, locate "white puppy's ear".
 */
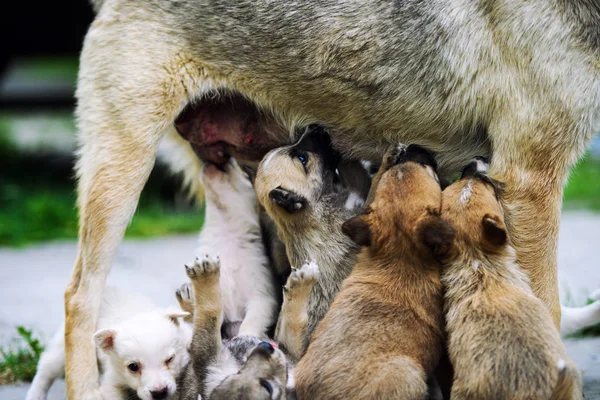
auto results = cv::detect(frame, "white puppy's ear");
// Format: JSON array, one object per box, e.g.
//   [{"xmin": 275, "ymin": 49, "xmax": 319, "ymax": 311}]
[
  {"xmin": 164, "ymin": 309, "xmax": 190, "ymax": 326},
  {"xmin": 93, "ymin": 329, "xmax": 117, "ymax": 352}
]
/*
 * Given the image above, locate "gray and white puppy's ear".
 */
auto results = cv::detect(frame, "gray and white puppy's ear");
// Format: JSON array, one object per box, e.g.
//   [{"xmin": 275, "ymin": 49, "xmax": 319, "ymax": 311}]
[
  {"xmin": 342, "ymin": 215, "xmax": 371, "ymax": 247},
  {"xmin": 163, "ymin": 308, "xmax": 190, "ymax": 326},
  {"xmin": 295, "ymin": 125, "xmax": 341, "ymax": 172},
  {"xmin": 93, "ymin": 329, "xmax": 117, "ymax": 352}
]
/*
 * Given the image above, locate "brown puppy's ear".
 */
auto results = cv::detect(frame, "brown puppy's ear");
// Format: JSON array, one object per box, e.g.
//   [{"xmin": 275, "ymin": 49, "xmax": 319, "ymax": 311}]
[
  {"xmin": 482, "ymin": 214, "xmax": 507, "ymax": 247},
  {"xmin": 418, "ymin": 215, "xmax": 455, "ymax": 259},
  {"xmin": 342, "ymin": 216, "xmax": 371, "ymax": 247}
]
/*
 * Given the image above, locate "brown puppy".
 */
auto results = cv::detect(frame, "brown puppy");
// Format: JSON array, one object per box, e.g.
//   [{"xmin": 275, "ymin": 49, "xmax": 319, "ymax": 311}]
[
  {"xmin": 441, "ymin": 158, "xmax": 582, "ymax": 400},
  {"xmin": 295, "ymin": 144, "xmax": 453, "ymax": 399}
]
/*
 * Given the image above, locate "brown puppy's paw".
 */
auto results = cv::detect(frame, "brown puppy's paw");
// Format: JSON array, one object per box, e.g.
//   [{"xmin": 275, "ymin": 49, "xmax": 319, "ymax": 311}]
[
  {"xmin": 185, "ymin": 254, "xmax": 221, "ymax": 283},
  {"xmin": 268, "ymin": 186, "xmax": 307, "ymax": 214},
  {"xmin": 284, "ymin": 261, "xmax": 320, "ymax": 295}
]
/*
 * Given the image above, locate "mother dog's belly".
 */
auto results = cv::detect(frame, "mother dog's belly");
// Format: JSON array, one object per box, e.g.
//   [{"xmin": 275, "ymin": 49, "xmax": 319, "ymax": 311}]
[{"xmin": 174, "ymin": 87, "xmax": 488, "ymax": 176}]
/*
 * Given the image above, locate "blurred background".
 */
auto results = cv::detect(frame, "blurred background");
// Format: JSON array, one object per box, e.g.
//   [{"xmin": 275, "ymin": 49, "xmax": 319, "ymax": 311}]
[
  {"xmin": 1, "ymin": 1, "xmax": 204, "ymax": 249},
  {"xmin": 0, "ymin": 1, "xmax": 599, "ymax": 397}
]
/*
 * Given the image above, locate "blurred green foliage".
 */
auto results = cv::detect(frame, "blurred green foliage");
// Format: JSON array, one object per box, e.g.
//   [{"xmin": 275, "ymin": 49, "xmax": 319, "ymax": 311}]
[
  {"xmin": 563, "ymin": 154, "xmax": 600, "ymax": 211},
  {"xmin": 0, "ymin": 119, "xmax": 204, "ymax": 247}
]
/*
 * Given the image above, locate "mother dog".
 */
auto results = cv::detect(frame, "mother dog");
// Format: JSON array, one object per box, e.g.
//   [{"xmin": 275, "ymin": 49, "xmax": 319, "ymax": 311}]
[{"xmin": 68, "ymin": 0, "xmax": 599, "ymax": 398}]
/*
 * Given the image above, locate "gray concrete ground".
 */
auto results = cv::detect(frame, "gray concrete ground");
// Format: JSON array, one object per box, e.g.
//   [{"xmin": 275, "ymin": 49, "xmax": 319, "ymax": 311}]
[{"xmin": 0, "ymin": 211, "xmax": 599, "ymax": 399}]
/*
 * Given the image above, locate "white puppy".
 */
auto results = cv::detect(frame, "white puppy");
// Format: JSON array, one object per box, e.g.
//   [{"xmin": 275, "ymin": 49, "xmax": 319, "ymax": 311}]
[
  {"xmin": 195, "ymin": 159, "xmax": 278, "ymax": 337},
  {"xmin": 26, "ymin": 287, "xmax": 190, "ymax": 400}
]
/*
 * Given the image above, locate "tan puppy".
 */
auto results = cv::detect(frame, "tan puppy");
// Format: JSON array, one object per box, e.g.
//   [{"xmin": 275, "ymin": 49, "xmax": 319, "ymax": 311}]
[
  {"xmin": 441, "ymin": 158, "xmax": 582, "ymax": 400},
  {"xmin": 295, "ymin": 144, "xmax": 453, "ymax": 399}
]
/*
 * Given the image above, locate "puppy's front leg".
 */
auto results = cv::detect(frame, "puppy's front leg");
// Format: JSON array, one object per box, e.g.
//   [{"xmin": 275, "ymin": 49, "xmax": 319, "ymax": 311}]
[
  {"xmin": 185, "ymin": 255, "xmax": 223, "ymax": 376},
  {"xmin": 274, "ymin": 262, "xmax": 320, "ymax": 363}
]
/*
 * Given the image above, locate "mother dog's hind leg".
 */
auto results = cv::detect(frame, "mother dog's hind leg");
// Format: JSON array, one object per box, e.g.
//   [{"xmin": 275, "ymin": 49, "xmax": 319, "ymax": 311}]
[
  {"xmin": 488, "ymin": 110, "xmax": 590, "ymax": 329},
  {"xmin": 64, "ymin": 22, "xmax": 204, "ymax": 399}
]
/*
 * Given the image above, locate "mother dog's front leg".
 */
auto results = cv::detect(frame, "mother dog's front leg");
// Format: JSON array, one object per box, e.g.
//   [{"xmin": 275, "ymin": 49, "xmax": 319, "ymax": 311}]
[
  {"xmin": 488, "ymin": 113, "xmax": 588, "ymax": 329},
  {"xmin": 64, "ymin": 131, "xmax": 163, "ymax": 400},
  {"xmin": 64, "ymin": 22, "xmax": 204, "ymax": 398}
]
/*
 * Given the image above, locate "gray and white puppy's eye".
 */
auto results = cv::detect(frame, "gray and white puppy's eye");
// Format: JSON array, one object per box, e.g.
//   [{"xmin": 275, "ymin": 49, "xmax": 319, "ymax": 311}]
[{"xmin": 297, "ymin": 152, "xmax": 308, "ymax": 165}]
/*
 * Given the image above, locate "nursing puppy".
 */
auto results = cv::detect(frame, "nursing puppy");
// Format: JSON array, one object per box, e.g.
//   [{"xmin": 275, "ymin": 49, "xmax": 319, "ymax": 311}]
[
  {"xmin": 441, "ymin": 158, "xmax": 582, "ymax": 400},
  {"xmin": 254, "ymin": 126, "xmax": 370, "ymax": 339},
  {"xmin": 196, "ymin": 158, "xmax": 279, "ymax": 337},
  {"xmin": 26, "ymin": 288, "xmax": 190, "ymax": 400},
  {"xmin": 295, "ymin": 144, "xmax": 451, "ymax": 399},
  {"xmin": 175, "ymin": 255, "xmax": 319, "ymax": 399}
]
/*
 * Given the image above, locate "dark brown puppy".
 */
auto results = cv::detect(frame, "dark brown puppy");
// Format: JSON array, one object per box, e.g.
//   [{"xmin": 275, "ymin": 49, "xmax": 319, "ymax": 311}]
[
  {"xmin": 295, "ymin": 144, "xmax": 453, "ymax": 399},
  {"xmin": 441, "ymin": 158, "xmax": 582, "ymax": 400}
]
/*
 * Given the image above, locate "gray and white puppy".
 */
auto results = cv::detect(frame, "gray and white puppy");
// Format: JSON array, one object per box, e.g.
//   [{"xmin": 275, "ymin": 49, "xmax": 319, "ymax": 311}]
[
  {"xmin": 175, "ymin": 256, "xmax": 319, "ymax": 400},
  {"xmin": 254, "ymin": 126, "xmax": 371, "ymax": 340}
]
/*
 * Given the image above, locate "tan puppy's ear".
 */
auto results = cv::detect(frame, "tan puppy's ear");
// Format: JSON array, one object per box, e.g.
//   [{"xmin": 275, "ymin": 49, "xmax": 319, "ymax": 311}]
[
  {"xmin": 482, "ymin": 214, "xmax": 507, "ymax": 247},
  {"xmin": 342, "ymin": 215, "xmax": 371, "ymax": 247},
  {"xmin": 418, "ymin": 215, "xmax": 455, "ymax": 259}
]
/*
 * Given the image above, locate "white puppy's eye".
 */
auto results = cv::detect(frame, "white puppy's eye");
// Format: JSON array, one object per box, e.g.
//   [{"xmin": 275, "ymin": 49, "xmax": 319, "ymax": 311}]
[
  {"xmin": 127, "ymin": 363, "xmax": 140, "ymax": 373},
  {"xmin": 165, "ymin": 356, "xmax": 174, "ymax": 365}
]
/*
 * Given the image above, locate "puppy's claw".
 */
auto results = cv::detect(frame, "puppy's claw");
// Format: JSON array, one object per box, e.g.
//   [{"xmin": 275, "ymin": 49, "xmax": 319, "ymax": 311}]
[
  {"xmin": 176, "ymin": 282, "xmax": 193, "ymax": 302},
  {"xmin": 184, "ymin": 264, "xmax": 196, "ymax": 279},
  {"xmin": 187, "ymin": 255, "xmax": 221, "ymax": 281}
]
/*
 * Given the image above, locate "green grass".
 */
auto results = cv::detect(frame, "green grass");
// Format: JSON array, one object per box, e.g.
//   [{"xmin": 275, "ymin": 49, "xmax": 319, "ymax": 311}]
[
  {"xmin": 0, "ymin": 150, "xmax": 205, "ymax": 247},
  {"xmin": 0, "ymin": 186, "xmax": 205, "ymax": 247},
  {"xmin": 563, "ymin": 154, "xmax": 600, "ymax": 211},
  {"xmin": 0, "ymin": 113, "xmax": 204, "ymax": 247},
  {"xmin": 0, "ymin": 327, "xmax": 44, "ymax": 384}
]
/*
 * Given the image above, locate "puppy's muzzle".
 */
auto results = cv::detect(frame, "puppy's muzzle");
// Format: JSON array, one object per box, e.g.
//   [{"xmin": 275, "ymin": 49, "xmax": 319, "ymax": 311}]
[
  {"xmin": 461, "ymin": 156, "xmax": 490, "ymax": 179},
  {"xmin": 268, "ymin": 187, "xmax": 307, "ymax": 213},
  {"xmin": 384, "ymin": 144, "xmax": 438, "ymax": 173}
]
